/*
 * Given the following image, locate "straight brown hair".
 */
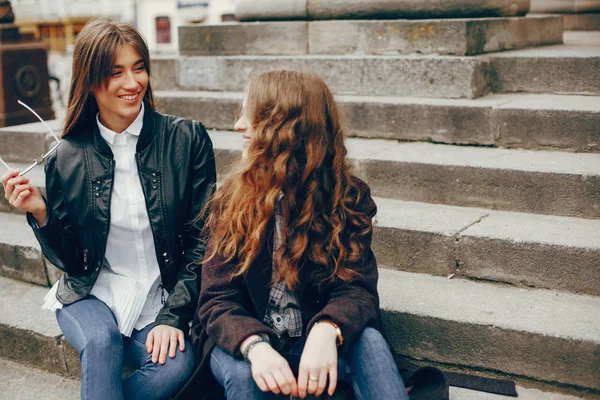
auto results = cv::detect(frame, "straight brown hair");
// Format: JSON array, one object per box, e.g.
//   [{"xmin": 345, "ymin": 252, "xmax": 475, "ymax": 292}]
[{"xmin": 62, "ymin": 18, "xmax": 156, "ymax": 137}]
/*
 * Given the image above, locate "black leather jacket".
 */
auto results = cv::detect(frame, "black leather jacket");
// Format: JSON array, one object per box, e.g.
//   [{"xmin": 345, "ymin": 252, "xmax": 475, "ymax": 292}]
[{"xmin": 27, "ymin": 106, "xmax": 216, "ymax": 332}]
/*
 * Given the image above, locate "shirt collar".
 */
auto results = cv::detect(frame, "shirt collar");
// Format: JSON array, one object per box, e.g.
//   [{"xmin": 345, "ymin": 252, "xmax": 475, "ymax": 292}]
[{"xmin": 97, "ymin": 102, "xmax": 145, "ymax": 145}]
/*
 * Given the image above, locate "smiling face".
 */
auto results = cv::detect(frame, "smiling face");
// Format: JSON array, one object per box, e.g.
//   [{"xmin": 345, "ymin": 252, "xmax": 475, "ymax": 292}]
[
  {"xmin": 234, "ymin": 96, "xmax": 254, "ymax": 159},
  {"xmin": 91, "ymin": 44, "xmax": 148, "ymax": 133}
]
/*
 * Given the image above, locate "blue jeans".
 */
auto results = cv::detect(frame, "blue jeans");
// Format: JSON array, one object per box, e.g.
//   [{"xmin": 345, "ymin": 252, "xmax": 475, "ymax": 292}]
[
  {"xmin": 210, "ymin": 327, "xmax": 409, "ymax": 400},
  {"xmin": 56, "ymin": 296, "xmax": 195, "ymax": 400}
]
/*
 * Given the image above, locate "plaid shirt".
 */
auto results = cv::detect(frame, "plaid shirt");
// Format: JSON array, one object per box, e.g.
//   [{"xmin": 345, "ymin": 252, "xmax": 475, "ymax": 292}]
[{"xmin": 263, "ymin": 196, "xmax": 303, "ymax": 340}]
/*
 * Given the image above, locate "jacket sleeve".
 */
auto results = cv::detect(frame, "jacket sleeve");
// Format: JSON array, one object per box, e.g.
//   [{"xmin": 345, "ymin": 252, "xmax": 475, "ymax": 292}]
[
  {"xmin": 307, "ymin": 182, "xmax": 379, "ymax": 355},
  {"xmin": 26, "ymin": 151, "xmax": 84, "ymax": 274},
  {"xmin": 198, "ymin": 248, "xmax": 279, "ymax": 358},
  {"xmin": 155, "ymin": 122, "xmax": 217, "ymax": 332}
]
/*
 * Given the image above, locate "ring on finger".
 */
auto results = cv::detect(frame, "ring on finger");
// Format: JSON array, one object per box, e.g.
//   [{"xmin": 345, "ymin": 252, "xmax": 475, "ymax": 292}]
[{"xmin": 309, "ymin": 375, "xmax": 318, "ymax": 381}]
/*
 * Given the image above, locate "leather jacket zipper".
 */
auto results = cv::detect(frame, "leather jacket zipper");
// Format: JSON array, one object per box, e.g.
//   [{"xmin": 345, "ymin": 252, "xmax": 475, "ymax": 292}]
[
  {"xmin": 159, "ymin": 283, "xmax": 166, "ymax": 304},
  {"xmin": 83, "ymin": 249, "xmax": 89, "ymax": 271}
]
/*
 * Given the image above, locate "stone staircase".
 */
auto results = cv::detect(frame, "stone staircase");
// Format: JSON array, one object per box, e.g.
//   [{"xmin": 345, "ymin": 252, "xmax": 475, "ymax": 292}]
[{"xmin": 0, "ymin": 13, "xmax": 599, "ymax": 400}]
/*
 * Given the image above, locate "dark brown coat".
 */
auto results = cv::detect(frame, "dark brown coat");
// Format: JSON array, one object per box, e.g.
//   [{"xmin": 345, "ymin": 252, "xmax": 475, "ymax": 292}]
[{"xmin": 175, "ymin": 178, "xmax": 382, "ymax": 400}]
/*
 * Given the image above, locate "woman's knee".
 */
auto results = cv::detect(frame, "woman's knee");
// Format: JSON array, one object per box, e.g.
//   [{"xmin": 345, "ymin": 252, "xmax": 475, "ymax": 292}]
[
  {"xmin": 57, "ymin": 308, "xmax": 122, "ymax": 355},
  {"xmin": 83, "ymin": 324, "xmax": 123, "ymax": 355},
  {"xmin": 160, "ymin": 340, "xmax": 196, "ymax": 384}
]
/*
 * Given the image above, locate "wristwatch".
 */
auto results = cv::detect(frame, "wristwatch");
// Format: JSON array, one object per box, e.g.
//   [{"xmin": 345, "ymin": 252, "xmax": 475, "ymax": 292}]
[{"xmin": 314, "ymin": 320, "xmax": 344, "ymax": 347}]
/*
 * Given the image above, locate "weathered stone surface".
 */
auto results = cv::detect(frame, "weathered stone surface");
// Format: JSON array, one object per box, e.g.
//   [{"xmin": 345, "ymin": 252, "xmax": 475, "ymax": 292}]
[
  {"xmin": 310, "ymin": 16, "xmax": 561, "ymax": 56},
  {"xmin": 0, "ymin": 212, "xmax": 47, "ymax": 286},
  {"xmin": 150, "ymin": 57, "xmax": 177, "ymax": 91},
  {"xmin": 530, "ymin": 0, "xmax": 600, "ymax": 13},
  {"xmin": 379, "ymin": 269, "xmax": 600, "ymax": 391},
  {"xmin": 159, "ymin": 91, "xmax": 243, "ymax": 131},
  {"xmin": 489, "ymin": 31, "xmax": 600, "ymax": 95},
  {"xmin": 372, "ymin": 198, "xmax": 600, "ymax": 296},
  {"xmin": 339, "ymin": 95, "xmax": 498, "ymax": 144},
  {"xmin": 495, "ymin": 93, "xmax": 600, "ymax": 152},
  {"xmin": 177, "ymin": 56, "xmax": 491, "ymax": 99},
  {"xmin": 472, "ymin": 15, "xmax": 563, "ymax": 54},
  {"xmin": 0, "ymin": 359, "xmax": 586, "ymax": 400},
  {"xmin": 373, "ymin": 198, "xmax": 487, "ymax": 276},
  {"xmin": 157, "ymin": 91, "xmax": 599, "ymax": 152},
  {"xmin": 0, "ymin": 277, "xmax": 72, "ymax": 376},
  {"xmin": 309, "ymin": 0, "xmax": 530, "ymax": 19},
  {"xmin": 236, "ymin": 0, "xmax": 530, "ymax": 21},
  {"xmin": 351, "ymin": 140, "xmax": 600, "ymax": 219},
  {"xmin": 158, "ymin": 91, "xmax": 499, "ymax": 144},
  {"xmin": 236, "ymin": 0, "xmax": 307, "ymax": 21},
  {"xmin": 490, "ymin": 54, "xmax": 600, "ymax": 96},
  {"xmin": 3, "ymin": 125, "xmax": 600, "ymax": 218},
  {"xmin": 0, "ymin": 120, "xmax": 61, "ymax": 163},
  {"xmin": 563, "ymin": 13, "xmax": 600, "ymax": 30},
  {"xmin": 0, "ymin": 359, "xmax": 80, "ymax": 399},
  {"xmin": 175, "ymin": 16, "xmax": 561, "ymax": 57},
  {"xmin": 179, "ymin": 22, "xmax": 308, "ymax": 56},
  {"xmin": 457, "ymin": 211, "xmax": 600, "ymax": 296},
  {"xmin": 3, "ymin": 268, "xmax": 600, "ymax": 392},
  {"xmin": 210, "ymin": 132, "xmax": 600, "ymax": 219}
]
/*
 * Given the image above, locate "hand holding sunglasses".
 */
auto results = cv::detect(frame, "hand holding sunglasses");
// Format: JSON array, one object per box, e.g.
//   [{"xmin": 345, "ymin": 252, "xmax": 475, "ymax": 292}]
[{"xmin": 0, "ymin": 100, "xmax": 56, "ymax": 225}]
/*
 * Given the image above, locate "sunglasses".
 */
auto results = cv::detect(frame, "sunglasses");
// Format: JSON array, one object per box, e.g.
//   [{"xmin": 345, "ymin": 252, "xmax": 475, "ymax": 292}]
[{"xmin": 0, "ymin": 100, "xmax": 61, "ymax": 176}]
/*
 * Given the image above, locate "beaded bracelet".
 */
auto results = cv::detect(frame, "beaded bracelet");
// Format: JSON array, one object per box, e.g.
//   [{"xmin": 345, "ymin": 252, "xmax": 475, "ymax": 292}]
[{"xmin": 242, "ymin": 335, "xmax": 271, "ymax": 364}]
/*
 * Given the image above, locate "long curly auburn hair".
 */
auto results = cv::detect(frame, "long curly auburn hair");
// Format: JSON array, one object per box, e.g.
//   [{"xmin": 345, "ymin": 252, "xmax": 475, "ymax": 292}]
[{"xmin": 204, "ymin": 70, "xmax": 373, "ymax": 289}]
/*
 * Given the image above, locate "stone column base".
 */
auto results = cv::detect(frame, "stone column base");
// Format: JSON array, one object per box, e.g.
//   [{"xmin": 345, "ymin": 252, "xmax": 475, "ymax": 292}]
[
  {"xmin": 530, "ymin": 0, "xmax": 600, "ymax": 13},
  {"xmin": 236, "ymin": 0, "xmax": 531, "ymax": 21}
]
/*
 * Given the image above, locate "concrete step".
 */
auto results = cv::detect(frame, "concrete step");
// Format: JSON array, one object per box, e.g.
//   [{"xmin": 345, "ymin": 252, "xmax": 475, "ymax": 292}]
[
  {"xmin": 373, "ymin": 198, "xmax": 600, "ymax": 297},
  {"xmin": 0, "ymin": 277, "xmax": 79, "ymax": 379},
  {"xmin": 0, "ymin": 118, "xmax": 60, "ymax": 163},
  {"xmin": 1, "ymin": 272, "xmax": 598, "ymax": 394},
  {"xmin": 2, "ymin": 126, "xmax": 599, "ymax": 218},
  {"xmin": 563, "ymin": 13, "xmax": 600, "ymax": 31},
  {"xmin": 171, "ymin": 54, "xmax": 491, "ymax": 99},
  {"xmin": 156, "ymin": 90, "xmax": 600, "ymax": 152},
  {"xmin": 0, "ymin": 357, "xmax": 586, "ymax": 400},
  {"xmin": 489, "ymin": 31, "xmax": 600, "ymax": 95},
  {"xmin": 210, "ymin": 131, "xmax": 600, "ymax": 219},
  {"xmin": 0, "ymin": 211, "xmax": 51, "ymax": 287},
  {"xmin": 378, "ymin": 269, "xmax": 600, "ymax": 394},
  {"xmin": 152, "ymin": 32, "xmax": 600, "ymax": 98},
  {"xmin": 2, "ymin": 189, "xmax": 598, "ymax": 296},
  {"xmin": 0, "ymin": 359, "xmax": 79, "ymax": 400},
  {"xmin": 178, "ymin": 16, "xmax": 562, "ymax": 57}
]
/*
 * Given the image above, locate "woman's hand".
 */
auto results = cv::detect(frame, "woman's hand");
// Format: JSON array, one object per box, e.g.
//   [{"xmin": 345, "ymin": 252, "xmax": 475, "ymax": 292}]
[
  {"xmin": 244, "ymin": 337, "xmax": 298, "ymax": 396},
  {"xmin": 298, "ymin": 321, "xmax": 339, "ymax": 398},
  {"xmin": 2, "ymin": 169, "xmax": 47, "ymax": 225},
  {"xmin": 146, "ymin": 325, "xmax": 186, "ymax": 364}
]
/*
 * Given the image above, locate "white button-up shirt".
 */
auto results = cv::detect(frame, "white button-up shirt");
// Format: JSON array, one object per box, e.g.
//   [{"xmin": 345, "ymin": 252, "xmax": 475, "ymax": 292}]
[{"xmin": 43, "ymin": 104, "xmax": 165, "ymax": 336}]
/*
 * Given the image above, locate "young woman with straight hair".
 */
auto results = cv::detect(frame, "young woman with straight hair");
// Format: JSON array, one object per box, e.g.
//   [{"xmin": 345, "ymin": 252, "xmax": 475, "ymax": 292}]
[
  {"xmin": 180, "ymin": 70, "xmax": 410, "ymax": 400},
  {"xmin": 1, "ymin": 19, "xmax": 216, "ymax": 399}
]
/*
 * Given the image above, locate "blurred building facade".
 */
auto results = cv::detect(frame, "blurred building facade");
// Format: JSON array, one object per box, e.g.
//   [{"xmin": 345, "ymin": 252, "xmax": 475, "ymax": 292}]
[
  {"xmin": 137, "ymin": 0, "xmax": 236, "ymax": 54},
  {"xmin": 11, "ymin": 0, "xmax": 236, "ymax": 54}
]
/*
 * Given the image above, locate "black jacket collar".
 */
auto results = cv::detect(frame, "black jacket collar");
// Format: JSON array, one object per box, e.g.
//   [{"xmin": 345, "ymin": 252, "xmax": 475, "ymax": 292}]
[{"xmin": 91, "ymin": 102, "xmax": 157, "ymax": 158}]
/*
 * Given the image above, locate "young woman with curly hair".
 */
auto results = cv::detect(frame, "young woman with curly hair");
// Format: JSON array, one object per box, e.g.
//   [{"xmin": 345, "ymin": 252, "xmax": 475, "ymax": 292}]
[{"xmin": 181, "ymin": 70, "xmax": 410, "ymax": 400}]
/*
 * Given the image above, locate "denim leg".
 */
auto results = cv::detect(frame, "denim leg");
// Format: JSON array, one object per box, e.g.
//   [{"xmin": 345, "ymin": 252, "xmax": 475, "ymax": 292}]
[
  {"xmin": 210, "ymin": 346, "xmax": 276, "ymax": 400},
  {"xmin": 122, "ymin": 323, "xmax": 195, "ymax": 400},
  {"xmin": 341, "ymin": 327, "xmax": 409, "ymax": 400},
  {"xmin": 56, "ymin": 296, "xmax": 124, "ymax": 400}
]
